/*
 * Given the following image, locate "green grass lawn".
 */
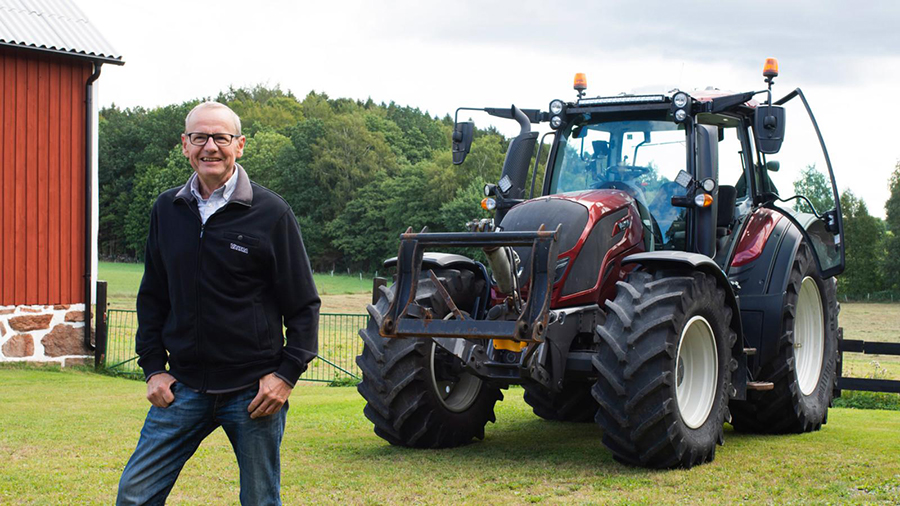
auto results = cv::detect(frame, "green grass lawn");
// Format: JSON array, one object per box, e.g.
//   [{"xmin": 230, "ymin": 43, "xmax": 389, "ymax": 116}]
[
  {"xmin": 99, "ymin": 261, "xmax": 372, "ymax": 309},
  {"xmin": 0, "ymin": 367, "xmax": 898, "ymax": 504}
]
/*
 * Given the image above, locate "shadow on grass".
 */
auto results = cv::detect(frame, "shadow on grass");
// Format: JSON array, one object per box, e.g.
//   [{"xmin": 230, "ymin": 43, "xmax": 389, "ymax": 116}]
[{"xmin": 350, "ymin": 417, "xmax": 666, "ymax": 476}]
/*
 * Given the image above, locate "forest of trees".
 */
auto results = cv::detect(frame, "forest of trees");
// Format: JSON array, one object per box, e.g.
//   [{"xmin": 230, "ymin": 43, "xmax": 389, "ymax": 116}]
[
  {"xmin": 98, "ymin": 86, "xmax": 900, "ymax": 298},
  {"xmin": 837, "ymin": 163, "xmax": 900, "ymax": 298},
  {"xmin": 791, "ymin": 163, "xmax": 900, "ymax": 298},
  {"xmin": 99, "ymin": 86, "xmax": 520, "ymax": 272}
]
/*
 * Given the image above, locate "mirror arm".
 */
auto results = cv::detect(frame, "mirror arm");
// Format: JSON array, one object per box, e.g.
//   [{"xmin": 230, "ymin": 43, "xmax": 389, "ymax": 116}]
[
  {"xmin": 454, "ymin": 107, "xmax": 484, "ymax": 125},
  {"xmin": 761, "ymin": 193, "xmax": 825, "ymax": 220}
]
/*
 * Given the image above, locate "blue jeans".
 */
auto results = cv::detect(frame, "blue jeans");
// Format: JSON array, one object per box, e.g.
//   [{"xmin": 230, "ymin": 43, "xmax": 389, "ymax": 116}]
[{"xmin": 117, "ymin": 382, "xmax": 287, "ymax": 506}]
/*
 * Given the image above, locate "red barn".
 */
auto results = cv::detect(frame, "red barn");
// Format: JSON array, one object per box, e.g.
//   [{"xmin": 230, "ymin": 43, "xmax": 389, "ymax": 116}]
[{"xmin": 0, "ymin": 0, "xmax": 123, "ymax": 365}]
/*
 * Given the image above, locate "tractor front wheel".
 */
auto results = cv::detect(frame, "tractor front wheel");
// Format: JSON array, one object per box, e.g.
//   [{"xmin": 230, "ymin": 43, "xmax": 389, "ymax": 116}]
[
  {"xmin": 592, "ymin": 270, "xmax": 735, "ymax": 468},
  {"xmin": 356, "ymin": 268, "xmax": 502, "ymax": 448}
]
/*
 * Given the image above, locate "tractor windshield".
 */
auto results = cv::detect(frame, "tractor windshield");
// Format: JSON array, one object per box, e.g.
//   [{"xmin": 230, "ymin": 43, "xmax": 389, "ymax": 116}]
[{"xmin": 549, "ymin": 116, "xmax": 689, "ymax": 249}]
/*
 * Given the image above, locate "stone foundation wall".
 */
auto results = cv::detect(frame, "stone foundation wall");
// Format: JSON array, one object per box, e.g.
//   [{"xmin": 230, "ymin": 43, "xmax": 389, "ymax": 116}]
[{"xmin": 0, "ymin": 304, "xmax": 93, "ymax": 367}]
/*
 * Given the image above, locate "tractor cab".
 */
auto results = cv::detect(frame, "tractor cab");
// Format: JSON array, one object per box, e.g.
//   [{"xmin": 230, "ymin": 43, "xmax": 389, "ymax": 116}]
[{"xmin": 531, "ymin": 71, "xmax": 845, "ymax": 279}]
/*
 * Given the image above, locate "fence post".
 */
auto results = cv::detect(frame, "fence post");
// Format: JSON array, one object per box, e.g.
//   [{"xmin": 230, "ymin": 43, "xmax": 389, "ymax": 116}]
[{"xmin": 95, "ymin": 280, "xmax": 108, "ymax": 371}]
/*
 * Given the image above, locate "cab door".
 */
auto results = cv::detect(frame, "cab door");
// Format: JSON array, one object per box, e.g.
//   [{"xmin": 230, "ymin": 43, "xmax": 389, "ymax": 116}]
[{"xmin": 753, "ymin": 89, "xmax": 845, "ymax": 278}]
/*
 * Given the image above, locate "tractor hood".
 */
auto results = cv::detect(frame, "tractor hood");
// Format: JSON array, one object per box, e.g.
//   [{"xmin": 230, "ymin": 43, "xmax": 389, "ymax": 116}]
[{"xmin": 500, "ymin": 189, "xmax": 642, "ymax": 307}]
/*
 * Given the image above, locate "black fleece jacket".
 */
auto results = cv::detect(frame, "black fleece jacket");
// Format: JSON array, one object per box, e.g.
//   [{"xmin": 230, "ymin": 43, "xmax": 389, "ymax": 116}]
[{"xmin": 136, "ymin": 164, "xmax": 320, "ymax": 392}]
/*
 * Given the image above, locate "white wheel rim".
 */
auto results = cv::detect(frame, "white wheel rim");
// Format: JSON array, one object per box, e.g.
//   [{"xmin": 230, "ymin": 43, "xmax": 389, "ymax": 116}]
[
  {"xmin": 795, "ymin": 277, "xmax": 825, "ymax": 396},
  {"xmin": 430, "ymin": 343, "xmax": 482, "ymax": 413},
  {"xmin": 675, "ymin": 316, "xmax": 718, "ymax": 429}
]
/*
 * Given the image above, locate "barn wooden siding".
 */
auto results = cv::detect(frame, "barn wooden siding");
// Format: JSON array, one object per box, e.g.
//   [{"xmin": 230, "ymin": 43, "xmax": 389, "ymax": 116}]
[{"xmin": 0, "ymin": 45, "xmax": 91, "ymax": 306}]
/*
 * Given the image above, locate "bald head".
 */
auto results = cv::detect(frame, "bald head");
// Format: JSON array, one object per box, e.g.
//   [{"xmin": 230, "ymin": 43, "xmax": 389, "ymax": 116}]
[{"xmin": 185, "ymin": 101, "xmax": 241, "ymax": 135}]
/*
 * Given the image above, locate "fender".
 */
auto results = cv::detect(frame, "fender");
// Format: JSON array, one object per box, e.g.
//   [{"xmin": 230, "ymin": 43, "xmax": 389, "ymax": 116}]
[
  {"xmin": 726, "ymin": 213, "xmax": 805, "ymax": 373},
  {"xmin": 383, "ymin": 252, "xmax": 491, "ymax": 318}
]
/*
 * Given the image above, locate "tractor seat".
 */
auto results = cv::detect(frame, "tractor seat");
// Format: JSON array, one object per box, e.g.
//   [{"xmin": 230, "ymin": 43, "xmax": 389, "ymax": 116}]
[
  {"xmin": 714, "ymin": 185, "xmax": 738, "ymax": 264},
  {"xmin": 717, "ymin": 185, "xmax": 737, "ymax": 238}
]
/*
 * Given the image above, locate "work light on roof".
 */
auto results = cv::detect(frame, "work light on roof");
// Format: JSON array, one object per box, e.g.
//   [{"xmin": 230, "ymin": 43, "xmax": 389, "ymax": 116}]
[
  {"xmin": 549, "ymin": 99, "xmax": 564, "ymax": 115},
  {"xmin": 550, "ymin": 116, "xmax": 563, "ymax": 129},
  {"xmin": 674, "ymin": 109, "xmax": 687, "ymax": 122},
  {"xmin": 673, "ymin": 92, "xmax": 689, "ymax": 108},
  {"xmin": 577, "ymin": 95, "xmax": 667, "ymax": 106}
]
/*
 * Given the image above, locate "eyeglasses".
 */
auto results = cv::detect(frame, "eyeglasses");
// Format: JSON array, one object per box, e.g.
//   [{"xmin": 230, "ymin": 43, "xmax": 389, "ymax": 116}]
[{"xmin": 185, "ymin": 132, "xmax": 240, "ymax": 146}]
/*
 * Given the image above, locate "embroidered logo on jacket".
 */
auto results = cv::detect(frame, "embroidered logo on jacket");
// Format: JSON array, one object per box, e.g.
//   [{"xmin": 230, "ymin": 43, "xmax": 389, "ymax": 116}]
[{"xmin": 230, "ymin": 243, "xmax": 249, "ymax": 254}]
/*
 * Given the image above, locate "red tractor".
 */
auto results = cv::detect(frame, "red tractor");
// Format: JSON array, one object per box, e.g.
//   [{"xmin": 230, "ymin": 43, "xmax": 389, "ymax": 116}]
[{"xmin": 357, "ymin": 59, "xmax": 851, "ymax": 468}]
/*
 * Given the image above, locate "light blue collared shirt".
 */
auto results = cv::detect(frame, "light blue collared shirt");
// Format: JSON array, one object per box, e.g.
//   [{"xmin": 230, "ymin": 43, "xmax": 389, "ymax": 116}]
[{"xmin": 190, "ymin": 167, "xmax": 238, "ymax": 225}]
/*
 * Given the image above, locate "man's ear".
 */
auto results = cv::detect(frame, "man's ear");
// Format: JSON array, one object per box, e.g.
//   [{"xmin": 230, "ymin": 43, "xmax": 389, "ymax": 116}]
[
  {"xmin": 181, "ymin": 134, "xmax": 190, "ymax": 157},
  {"xmin": 235, "ymin": 135, "xmax": 246, "ymax": 159}
]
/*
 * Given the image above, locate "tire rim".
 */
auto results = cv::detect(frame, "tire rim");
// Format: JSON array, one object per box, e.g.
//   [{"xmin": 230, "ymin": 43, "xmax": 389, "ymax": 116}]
[
  {"xmin": 675, "ymin": 316, "xmax": 718, "ymax": 429},
  {"xmin": 430, "ymin": 342, "xmax": 482, "ymax": 413},
  {"xmin": 795, "ymin": 276, "xmax": 825, "ymax": 396}
]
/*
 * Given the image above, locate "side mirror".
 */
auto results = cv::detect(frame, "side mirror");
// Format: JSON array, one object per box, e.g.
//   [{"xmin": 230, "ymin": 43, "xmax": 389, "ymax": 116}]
[
  {"xmin": 754, "ymin": 105, "xmax": 786, "ymax": 154},
  {"xmin": 452, "ymin": 121, "xmax": 475, "ymax": 165},
  {"xmin": 765, "ymin": 160, "xmax": 780, "ymax": 172}
]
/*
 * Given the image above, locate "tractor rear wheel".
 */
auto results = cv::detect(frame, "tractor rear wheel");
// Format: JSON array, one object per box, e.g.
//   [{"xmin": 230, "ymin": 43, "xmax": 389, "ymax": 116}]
[
  {"xmin": 592, "ymin": 270, "xmax": 735, "ymax": 468},
  {"xmin": 523, "ymin": 382, "xmax": 597, "ymax": 422},
  {"xmin": 356, "ymin": 268, "xmax": 502, "ymax": 448},
  {"xmin": 730, "ymin": 242, "xmax": 838, "ymax": 433}
]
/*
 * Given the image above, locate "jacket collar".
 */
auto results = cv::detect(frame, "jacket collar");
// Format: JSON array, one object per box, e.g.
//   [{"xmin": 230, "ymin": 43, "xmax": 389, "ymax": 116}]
[{"xmin": 175, "ymin": 163, "xmax": 253, "ymax": 207}]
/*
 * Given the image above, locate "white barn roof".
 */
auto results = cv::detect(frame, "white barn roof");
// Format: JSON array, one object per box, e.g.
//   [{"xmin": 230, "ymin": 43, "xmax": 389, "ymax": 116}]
[{"xmin": 0, "ymin": 0, "xmax": 123, "ymax": 64}]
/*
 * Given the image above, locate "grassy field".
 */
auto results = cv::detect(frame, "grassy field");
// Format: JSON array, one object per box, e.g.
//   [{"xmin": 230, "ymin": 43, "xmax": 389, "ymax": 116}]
[
  {"xmin": 840, "ymin": 303, "xmax": 900, "ymax": 382},
  {"xmin": 1, "ymin": 366, "xmax": 898, "ymax": 504}
]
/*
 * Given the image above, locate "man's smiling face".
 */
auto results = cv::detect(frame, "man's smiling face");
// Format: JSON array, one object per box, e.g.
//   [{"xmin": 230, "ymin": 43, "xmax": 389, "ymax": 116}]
[{"xmin": 181, "ymin": 107, "xmax": 245, "ymax": 187}]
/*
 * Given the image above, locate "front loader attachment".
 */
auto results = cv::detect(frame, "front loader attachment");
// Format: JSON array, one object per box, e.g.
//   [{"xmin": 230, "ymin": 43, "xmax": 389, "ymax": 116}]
[{"xmin": 371, "ymin": 226, "xmax": 560, "ymax": 344}]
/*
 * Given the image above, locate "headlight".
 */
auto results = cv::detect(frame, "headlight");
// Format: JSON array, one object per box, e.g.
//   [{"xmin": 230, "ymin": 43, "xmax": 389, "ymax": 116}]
[
  {"xmin": 674, "ymin": 109, "xmax": 687, "ymax": 122},
  {"xmin": 549, "ymin": 99, "xmax": 564, "ymax": 115},
  {"xmin": 550, "ymin": 115, "xmax": 563, "ymax": 129},
  {"xmin": 481, "ymin": 198, "xmax": 497, "ymax": 211},
  {"xmin": 701, "ymin": 178, "xmax": 717, "ymax": 192},
  {"xmin": 673, "ymin": 92, "xmax": 689, "ymax": 108}
]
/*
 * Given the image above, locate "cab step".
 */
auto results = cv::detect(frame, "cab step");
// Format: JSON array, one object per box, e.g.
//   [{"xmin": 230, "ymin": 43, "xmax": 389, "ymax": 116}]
[{"xmin": 747, "ymin": 381, "xmax": 774, "ymax": 391}]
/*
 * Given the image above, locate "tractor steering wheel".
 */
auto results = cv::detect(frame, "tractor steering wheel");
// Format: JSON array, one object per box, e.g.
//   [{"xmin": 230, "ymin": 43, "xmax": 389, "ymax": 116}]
[{"xmin": 607, "ymin": 165, "xmax": 652, "ymax": 179}]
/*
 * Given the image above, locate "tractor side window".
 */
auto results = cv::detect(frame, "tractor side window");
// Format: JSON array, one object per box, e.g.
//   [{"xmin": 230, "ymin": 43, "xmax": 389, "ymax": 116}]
[
  {"xmin": 696, "ymin": 114, "xmax": 750, "ymax": 221},
  {"xmin": 761, "ymin": 97, "xmax": 841, "ymax": 273},
  {"xmin": 717, "ymin": 125, "xmax": 751, "ymax": 224},
  {"xmin": 718, "ymin": 127, "xmax": 746, "ymax": 198}
]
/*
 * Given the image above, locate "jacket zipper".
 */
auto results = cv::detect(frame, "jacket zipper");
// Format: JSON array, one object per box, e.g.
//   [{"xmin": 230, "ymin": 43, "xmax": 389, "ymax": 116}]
[
  {"xmin": 183, "ymin": 196, "xmax": 251, "ymax": 392},
  {"xmin": 192, "ymin": 208, "xmax": 206, "ymax": 392},
  {"xmin": 193, "ymin": 203, "xmax": 237, "ymax": 392}
]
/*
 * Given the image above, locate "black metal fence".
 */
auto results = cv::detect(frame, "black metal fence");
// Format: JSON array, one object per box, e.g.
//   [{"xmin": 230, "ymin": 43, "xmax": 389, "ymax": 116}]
[{"xmin": 102, "ymin": 309, "xmax": 366, "ymax": 383}]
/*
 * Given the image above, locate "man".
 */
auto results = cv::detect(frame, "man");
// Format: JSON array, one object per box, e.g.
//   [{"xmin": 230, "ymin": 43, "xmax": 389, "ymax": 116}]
[{"xmin": 117, "ymin": 102, "xmax": 320, "ymax": 505}]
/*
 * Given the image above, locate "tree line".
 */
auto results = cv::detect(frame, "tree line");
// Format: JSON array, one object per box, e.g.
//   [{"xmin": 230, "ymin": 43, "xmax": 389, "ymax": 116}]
[
  {"xmin": 99, "ymin": 86, "xmax": 899, "ymax": 298},
  {"xmin": 790, "ymin": 163, "xmax": 900, "ymax": 298},
  {"xmin": 99, "ymin": 86, "xmax": 519, "ymax": 272},
  {"xmin": 837, "ymin": 162, "xmax": 900, "ymax": 299}
]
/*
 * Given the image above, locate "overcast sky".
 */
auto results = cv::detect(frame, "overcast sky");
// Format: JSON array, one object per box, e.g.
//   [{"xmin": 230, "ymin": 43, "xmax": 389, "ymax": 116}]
[{"xmin": 80, "ymin": 0, "xmax": 900, "ymax": 217}]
